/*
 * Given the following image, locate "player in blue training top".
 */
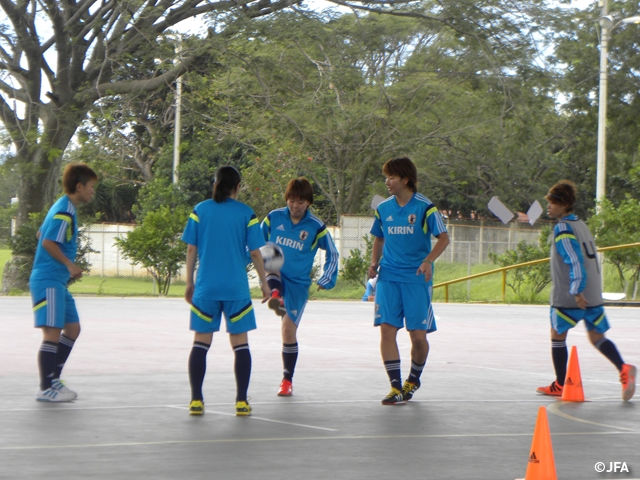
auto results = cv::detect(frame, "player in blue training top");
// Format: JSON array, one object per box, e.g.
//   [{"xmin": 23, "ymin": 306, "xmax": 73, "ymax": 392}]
[
  {"xmin": 181, "ymin": 166, "xmax": 271, "ymax": 417},
  {"xmin": 260, "ymin": 177, "xmax": 339, "ymax": 397},
  {"xmin": 362, "ymin": 276, "xmax": 377, "ymax": 302},
  {"xmin": 30, "ymin": 163, "xmax": 98, "ymax": 402},
  {"xmin": 367, "ymin": 156, "xmax": 450, "ymax": 405},
  {"xmin": 537, "ymin": 180, "xmax": 636, "ymax": 401}
]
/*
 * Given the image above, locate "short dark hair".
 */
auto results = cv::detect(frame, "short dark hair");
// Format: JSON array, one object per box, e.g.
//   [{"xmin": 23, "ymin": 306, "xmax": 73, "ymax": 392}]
[
  {"xmin": 382, "ymin": 156, "xmax": 417, "ymax": 193},
  {"xmin": 284, "ymin": 177, "xmax": 314, "ymax": 204},
  {"xmin": 213, "ymin": 166, "xmax": 241, "ymax": 203},
  {"xmin": 62, "ymin": 163, "xmax": 98, "ymax": 194},
  {"xmin": 545, "ymin": 180, "xmax": 577, "ymax": 212}
]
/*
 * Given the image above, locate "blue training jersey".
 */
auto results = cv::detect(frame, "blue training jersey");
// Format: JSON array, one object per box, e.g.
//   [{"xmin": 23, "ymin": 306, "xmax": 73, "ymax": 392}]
[
  {"xmin": 553, "ymin": 214, "xmax": 587, "ymax": 295},
  {"xmin": 260, "ymin": 207, "xmax": 339, "ymax": 289},
  {"xmin": 30, "ymin": 195, "xmax": 78, "ymax": 287},
  {"xmin": 370, "ymin": 193, "xmax": 447, "ymax": 284},
  {"xmin": 181, "ymin": 198, "xmax": 265, "ymax": 301}
]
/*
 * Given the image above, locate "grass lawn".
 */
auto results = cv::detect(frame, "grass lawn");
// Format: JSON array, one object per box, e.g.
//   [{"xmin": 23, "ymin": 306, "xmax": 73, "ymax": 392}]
[{"xmin": 1, "ymin": 248, "xmax": 631, "ymax": 304}]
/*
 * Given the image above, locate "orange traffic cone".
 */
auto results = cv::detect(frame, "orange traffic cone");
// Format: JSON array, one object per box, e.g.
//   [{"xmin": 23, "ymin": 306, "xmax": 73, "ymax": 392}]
[
  {"xmin": 522, "ymin": 406, "xmax": 557, "ymax": 480},
  {"xmin": 561, "ymin": 345, "xmax": 585, "ymax": 402}
]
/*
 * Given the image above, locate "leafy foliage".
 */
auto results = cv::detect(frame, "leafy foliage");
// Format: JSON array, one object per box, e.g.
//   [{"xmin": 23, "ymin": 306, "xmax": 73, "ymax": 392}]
[
  {"xmin": 3, "ymin": 212, "xmax": 95, "ymax": 290},
  {"xmin": 588, "ymin": 196, "xmax": 640, "ymax": 298},
  {"xmin": 489, "ymin": 226, "xmax": 552, "ymax": 302},
  {"xmin": 340, "ymin": 236, "xmax": 374, "ymax": 287},
  {"xmin": 115, "ymin": 206, "xmax": 190, "ymax": 296}
]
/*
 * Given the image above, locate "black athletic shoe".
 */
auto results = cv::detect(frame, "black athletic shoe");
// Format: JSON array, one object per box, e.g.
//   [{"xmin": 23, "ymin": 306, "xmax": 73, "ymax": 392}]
[
  {"xmin": 402, "ymin": 379, "xmax": 421, "ymax": 401},
  {"xmin": 381, "ymin": 387, "xmax": 406, "ymax": 405}
]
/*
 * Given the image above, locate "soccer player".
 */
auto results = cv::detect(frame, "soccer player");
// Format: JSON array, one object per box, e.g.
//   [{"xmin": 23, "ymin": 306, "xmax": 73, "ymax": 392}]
[
  {"xmin": 362, "ymin": 276, "xmax": 377, "ymax": 302},
  {"xmin": 261, "ymin": 177, "xmax": 339, "ymax": 396},
  {"xmin": 368, "ymin": 156, "xmax": 450, "ymax": 405},
  {"xmin": 30, "ymin": 163, "xmax": 98, "ymax": 402},
  {"xmin": 537, "ymin": 180, "xmax": 636, "ymax": 401},
  {"xmin": 182, "ymin": 166, "xmax": 271, "ymax": 416}
]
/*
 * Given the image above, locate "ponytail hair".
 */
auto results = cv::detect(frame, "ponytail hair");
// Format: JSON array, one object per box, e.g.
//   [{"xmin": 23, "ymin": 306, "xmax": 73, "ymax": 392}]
[{"xmin": 213, "ymin": 166, "xmax": 241, "ymax": 203}]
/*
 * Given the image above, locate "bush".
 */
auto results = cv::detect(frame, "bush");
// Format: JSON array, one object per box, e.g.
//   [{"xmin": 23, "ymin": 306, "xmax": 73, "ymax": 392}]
[
  {"xmin": 339, "ymin": 235, "xmax": 373, "ymax": 287},
  {"xmin": 489, "ymin": 226, "xmax": 551, "ymax": 303},
  {"xmin": 115, "ymin": 205, "xmax": 190, "ymax": 295}
]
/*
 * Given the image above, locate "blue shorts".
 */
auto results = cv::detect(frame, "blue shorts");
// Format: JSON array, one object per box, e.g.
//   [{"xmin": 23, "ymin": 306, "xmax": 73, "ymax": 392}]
[
  {"xmin": 190, "ymin": 297, "xmax": 257, "ymax": 334},
  {"xmin": 374, "ymin": 280, "xmax": 436, "ymax": 332},
  {"xmin": 30, "ymin": 285, "xmax": 79, "ymax": 329},
  {"xmin": 280, "ymin": 280, "xmax": 308, "ymax": 327},
  {"xmin": 550, "ymin": 306, "xmax": 610, "ymax": 335}
]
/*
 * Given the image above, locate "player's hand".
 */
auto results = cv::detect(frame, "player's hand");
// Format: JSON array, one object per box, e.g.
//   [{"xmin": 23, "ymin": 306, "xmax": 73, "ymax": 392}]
[
  {"xmin": 575, "ymin": 293, "xmax": 587, "ymax": 309},
  {"xmin": 417, "ymin": 260, "xmax": 433, "ymax": 282},
  {"xmin": 68, "ymin": 263, "xmax": 83, "ymax": 280},
  {"xmin": 317, "ymin": 285, "xmax": 326, "ymax": 291},
  {"xmin": 260, "ymin": 284, "xmax": 271, "ymax": 303},
  {"xmin": 185, "ymin": 283, "xmax": 194, "ymax": 305},
  {"xmin": 368, "ymin": 264, "xmax": 378, "ymax": 279}
]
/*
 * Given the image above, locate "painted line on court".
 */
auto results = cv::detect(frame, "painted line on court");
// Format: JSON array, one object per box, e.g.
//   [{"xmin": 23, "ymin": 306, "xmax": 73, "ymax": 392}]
[
  {"xmin": 165, "ymin": 405, "xmax": 337, "ymax": 431},
  {"xmin": 1, "ymin": 430, "xmax": 638, "ymax": 451},
  {"xmin": 547, "ymin": 402, "xmax": 639, "ymax": 432}
]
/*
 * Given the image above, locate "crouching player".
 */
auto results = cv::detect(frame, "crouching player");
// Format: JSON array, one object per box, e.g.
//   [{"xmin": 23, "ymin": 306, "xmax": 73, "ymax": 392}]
[{"xmin": 261, "ymin": 177, "xmax": 339, "ymax": 396}]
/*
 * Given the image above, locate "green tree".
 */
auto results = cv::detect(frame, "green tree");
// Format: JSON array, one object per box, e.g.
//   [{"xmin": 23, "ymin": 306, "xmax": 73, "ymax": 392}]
[
  {"xmin": 1, "ymin": 212, "xmax": 96, "ymax": 293},
  {"xmin": 115, "ymin": 206, "xmax": 190, "ymax": 296},
  {"xmin": 489, "ymin": 226, "xmax": 552, "ymax": 303},
  {"xmin": 588, "ymin": 196, "xmax": 640, "ymax": 298},
  {"xmin": 340, "ymin": 235, "xmax": 374, "ymax": 288}
]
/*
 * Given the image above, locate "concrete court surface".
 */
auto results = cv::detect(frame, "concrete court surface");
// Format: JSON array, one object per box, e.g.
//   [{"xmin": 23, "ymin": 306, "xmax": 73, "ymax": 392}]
[{"xmin": 0, "ymin": 297, "xmax": 638, "ymax": 480}]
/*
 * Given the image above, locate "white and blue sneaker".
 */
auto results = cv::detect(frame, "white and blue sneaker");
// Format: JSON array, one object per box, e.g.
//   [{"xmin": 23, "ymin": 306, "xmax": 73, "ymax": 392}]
[
  {"xmin": 51, "ymin": 379, "xmax": 78, "ymax": 400},
  {"xmin": 36, "ymin": 380, "xmax": 77, "ymax": 402}
]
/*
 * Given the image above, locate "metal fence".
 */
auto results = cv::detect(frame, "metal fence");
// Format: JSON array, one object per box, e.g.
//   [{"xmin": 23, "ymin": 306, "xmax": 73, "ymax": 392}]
[{"xmin": 44, "ymin": 216, "xmax": 546, "ymax": 299}]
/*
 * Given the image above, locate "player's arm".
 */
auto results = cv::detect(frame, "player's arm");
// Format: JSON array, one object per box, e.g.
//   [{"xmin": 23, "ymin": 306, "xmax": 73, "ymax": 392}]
[
  {"xmin": 554, "ymin": 223, "xmax": 587, "ymax": 307},
  {"xmin": 42, "ymin": 239, "xmax": 83, "ymax": 279},
  {"xmin": 184, "ymin": 244, "xmax": 197, "ymax": 305},
  {"xmin": 316, "ymin": 229, "xmax": 339, "ymax": 290},
  {"xmin": 417, "ymin": 206, "xmax": 450, "ymax": 281},
  {"xmin": 249, "ymin": 248, "xmax": 271, "ymax": 302},
  {"xmin": 369, "ymin": 235, "xmax": 384, "ymax": 279},
  {"xmin": 417, "ymin": 232, "xmax": 450, "ymax": 281},
  {"xmin": 260, "ymin": 213, "xmax": 271, "ymax": 241}
]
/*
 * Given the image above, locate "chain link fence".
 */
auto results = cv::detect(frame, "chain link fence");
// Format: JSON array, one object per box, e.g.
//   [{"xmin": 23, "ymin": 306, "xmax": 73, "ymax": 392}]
[{"xmin": 21, "ymin": 216, "xmax": 545, "ymax": 301}]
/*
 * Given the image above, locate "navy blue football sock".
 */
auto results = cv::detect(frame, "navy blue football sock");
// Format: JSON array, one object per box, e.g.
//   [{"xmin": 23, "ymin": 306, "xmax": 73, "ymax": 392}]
[
  {"xmin": 551, "ymin": 339, "xmax": 567, "ymax": 386},
  {"xmin": 282, "ymin": 343, "xmax": 298, "ymax": 381},
  {"xmin": 234, "ymin": 343, "xmax": 252, "ymax": 402},
  {"xmin": 595, "ymin": 338, "xmax": 624, "ymax": 371},
  {"xmin": 53, "ymin": 334, "xmax": 76, "ymax": 380},
  {"xmin": 384, "ymin": 359, "xmax": 402, "ymax": 391},
  {"xmin": 38, "ymin": 341, "xmax": 58, "ymax": 391},
  {"xmin": 188, "ymin": 342, "xmax": 210, "ymax": 401}
]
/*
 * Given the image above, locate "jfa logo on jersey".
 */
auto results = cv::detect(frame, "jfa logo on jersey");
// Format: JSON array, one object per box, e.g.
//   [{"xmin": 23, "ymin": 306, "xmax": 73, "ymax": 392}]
[
  {"xmin": 408, "ymin": 214, "xmax": 416, "ymax": 224},
  {"xmin": 299, "ymin": 231, "xmax": 308, "ymax": 241}
]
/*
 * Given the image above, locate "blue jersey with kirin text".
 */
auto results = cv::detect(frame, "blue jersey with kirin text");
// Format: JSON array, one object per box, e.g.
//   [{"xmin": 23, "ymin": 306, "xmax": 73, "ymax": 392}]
[
  {"xmin": 260, "ymin": 207, "xmax": 339, "ymax": 289},
  {"xmin": 30, "ymin": 195, "xmax": 78, "ymax": 287},
  {"xmin": 370, "ymin": 193, "xmax": 447, "ymax": 284},
  {"xmin": 181, "ymin": 198, "xmax": 265, "ymax": 301}
]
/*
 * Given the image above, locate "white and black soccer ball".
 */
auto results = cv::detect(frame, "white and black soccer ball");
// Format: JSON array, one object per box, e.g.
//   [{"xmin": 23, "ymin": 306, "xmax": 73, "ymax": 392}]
[{"xmin": 260, "ymin": 242, "xmax": 285, "ymax": 272}]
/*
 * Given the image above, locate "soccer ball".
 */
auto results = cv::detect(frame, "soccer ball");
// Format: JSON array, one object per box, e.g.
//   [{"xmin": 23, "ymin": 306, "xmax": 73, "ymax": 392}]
[{"xmin": 260, "ymin": 242, "xmax": 285, "ymax": 272}]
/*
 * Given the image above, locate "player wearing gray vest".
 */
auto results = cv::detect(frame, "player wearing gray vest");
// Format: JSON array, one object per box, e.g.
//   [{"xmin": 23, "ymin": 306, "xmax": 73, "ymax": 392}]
[{"xmin": 536, "ymin": 180, "xmax": 635, "ymax": 401}]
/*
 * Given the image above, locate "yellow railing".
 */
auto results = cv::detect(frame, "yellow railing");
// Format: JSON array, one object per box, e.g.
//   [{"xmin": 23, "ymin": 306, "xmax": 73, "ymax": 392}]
[{"xmin": 434, "ymin": 242, "xmax": 640, "ymax": 303}]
